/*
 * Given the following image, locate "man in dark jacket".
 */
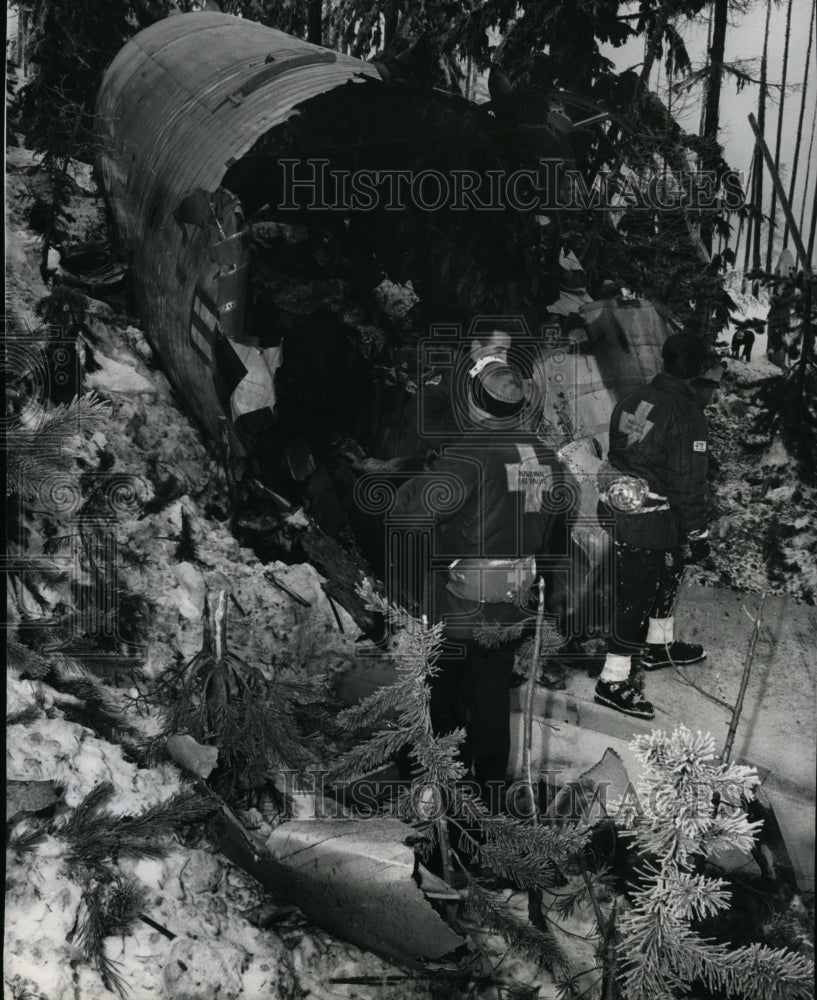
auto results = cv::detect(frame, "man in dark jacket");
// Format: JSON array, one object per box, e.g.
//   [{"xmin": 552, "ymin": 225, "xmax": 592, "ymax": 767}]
[
  {"xmin": 391, "ymin": 357, "xmax": 566, "ymax": 803},
  {"xmin": 595, "ymin": 334, "xmax": 718, "ymax": 719}
]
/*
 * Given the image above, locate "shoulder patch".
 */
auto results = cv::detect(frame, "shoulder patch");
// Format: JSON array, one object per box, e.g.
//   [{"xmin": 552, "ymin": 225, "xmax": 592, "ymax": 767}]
[{"xmin": 693, "ymin": 440, "xmax": 707, "ymax": 452}]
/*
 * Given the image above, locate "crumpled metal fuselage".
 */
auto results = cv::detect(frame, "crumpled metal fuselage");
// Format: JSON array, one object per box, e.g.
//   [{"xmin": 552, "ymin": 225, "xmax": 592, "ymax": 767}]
[{"xmin": 96, "ymin": 12, "xmax": 380, "ymax": 442}]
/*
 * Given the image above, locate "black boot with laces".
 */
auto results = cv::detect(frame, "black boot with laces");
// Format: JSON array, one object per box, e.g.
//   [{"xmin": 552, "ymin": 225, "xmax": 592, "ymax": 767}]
[
  {"xmin": 641, "ymin": 640, "xmax": 706, "ymax": 670},
  {"xmin": 594, "ymin": 678, "xmax": 655, "ymax": 719}
]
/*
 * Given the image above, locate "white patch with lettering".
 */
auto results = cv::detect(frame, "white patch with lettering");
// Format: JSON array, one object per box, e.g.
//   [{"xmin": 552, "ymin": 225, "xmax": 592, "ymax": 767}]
[{"xmin": 693, "ymin": 440, "xmax": 707, "ymax": 452}]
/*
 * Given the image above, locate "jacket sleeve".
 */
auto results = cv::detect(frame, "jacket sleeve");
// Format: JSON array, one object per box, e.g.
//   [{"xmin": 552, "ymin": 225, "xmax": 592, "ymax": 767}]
[
  {"xmin": 661, "ymin": 405, "xmax": 710, "ymax": 537},
  {"xmin": 391, "ymin": 453, "xmax": 478, "ymax": 525}
]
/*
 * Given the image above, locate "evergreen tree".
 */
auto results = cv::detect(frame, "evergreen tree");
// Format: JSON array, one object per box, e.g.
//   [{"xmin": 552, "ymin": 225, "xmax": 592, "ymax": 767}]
[
  {"xmin": 612, "ymin": 725, "xmax": 814, "ymax": 1000},
  {"xmin": 13, "ymin": 0, "xmax": 170, "ymax": 270}
]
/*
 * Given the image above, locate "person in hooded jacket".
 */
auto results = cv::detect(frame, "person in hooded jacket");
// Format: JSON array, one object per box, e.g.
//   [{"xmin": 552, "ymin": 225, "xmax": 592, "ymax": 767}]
[{"xmin": 595, "ymin": 334, "xmax": 720, "ymax": 719}]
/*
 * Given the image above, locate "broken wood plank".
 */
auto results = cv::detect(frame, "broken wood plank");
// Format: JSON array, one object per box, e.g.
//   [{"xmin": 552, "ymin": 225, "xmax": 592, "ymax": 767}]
[
  {"xmin": 296, "ymin": 524, "xmax": 383, "ymax": 638},
  {"xmin": 263, "ymin": 569, "xmax": 311, "ymax": 607}
]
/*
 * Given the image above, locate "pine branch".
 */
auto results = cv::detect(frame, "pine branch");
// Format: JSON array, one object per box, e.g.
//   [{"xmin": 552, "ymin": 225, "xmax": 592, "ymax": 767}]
[
  {"xmin": 328, "ymin": 724, "xmax": 417, "ymax": 783},
  {"xmin": 546, "ymin": 867, "xmax": 613, "ymax": 923},
  {"xmin": 155, "ymin": 593, "xmax": 325, "ymax": 799},
  {"xmin": 7, "ymin": 825, "xmax": 49, "ymax": 855},
  {"xmin": 334, "ymin": 677, "xmax": 412, "ymax": 731},
  {"xmin": 47, "ymin": 670, "xmax": 142, "ymax": 748},
  {"xmin": 59, "ymin": 784, "xmax": 216, "ymax": 876},
  {"xmin": 465, "ymin": 882, "xmax": 575, "ymax": 980},
  {"xmin": 327, "ymin": 583, "xmax": 457, "ymax": 786},
  {"xmin": 453, "ymin": 792, "xmax": 585, "ymax": 892},
  {"xmin": 115, "ymin": 791, "xmax": 218, "ymax": 842},
  {"xmin": 7, "ymin": 393, "xmax": 108, "ymax": 498},
  {"xmin": 618, "ymin": 904, "xmax": 815, "ymax": 1000},
  {"xmin": 615, "ymin": 725, "xmax": 762, "ymax": 866},
  {"xmin": 99, "ymin": 874, "xmax": 148, "ymax": 937},
  {"xmin": 74, "ymin": 884, "xmax": 129, "ymax": 998},
  {"xmin": 6, "ymin": 703, "xmax": 42, "ymax": 727},
  {"xmin": 7, "ymin": 639, "xmax": 52, "ymax": 679},
  {"xmin": 473, "ymin": 620, "xmax": 527, "ymax": 648},
  {"xmin": 611, "ymin": 724, "xmax": 813, "ymax": 1000}
]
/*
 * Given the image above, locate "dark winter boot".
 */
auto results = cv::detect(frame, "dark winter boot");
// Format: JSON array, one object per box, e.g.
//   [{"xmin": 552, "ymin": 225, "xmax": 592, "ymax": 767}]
[
  {"xmin": 594, "ymin": 678, "xmax": 655, "ymax": 719},
  {"xmin": 641, "ymin": 641, "xmax": 706, "ymax": 670}
]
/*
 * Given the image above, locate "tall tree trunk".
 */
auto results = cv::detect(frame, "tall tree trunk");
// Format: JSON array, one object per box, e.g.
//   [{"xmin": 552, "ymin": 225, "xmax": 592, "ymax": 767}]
[
  {"xmin": 307, "ymin": 0, "xmax": 322, "ymax": 45},
  {"xmin": 785, "ymin": 0, "xmax": 815, "ymax": 249},
  {"xmin": 767, "ymin": 0, "xmax": 794, "ymax": 271},
  {"xmin": 752, "ymin": 0, "xmax": 773, "ymax": 289},
  {"xmin": 700, "ymin": 0, "xmax": 728, "ymax": 253},
  {"xmin": 742, "ymin": 151, "xmax": 756, "ymax": 291},
  {"xmin": 699, "ymin": 4, "xmax": 715, "ymax": 144},
  {"xmin": 383, "ymin": 0, "xmax": 399, "ymax": 50},
  {"xmin": 800, "ymin": 108, "xmax": 817, "ymax": 237}
]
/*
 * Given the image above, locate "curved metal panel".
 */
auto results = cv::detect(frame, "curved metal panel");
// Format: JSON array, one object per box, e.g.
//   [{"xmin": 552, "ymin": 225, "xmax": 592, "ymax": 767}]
[{"xmin": 96, "ymin": 13, "xmax": 380, "ymax": 438}]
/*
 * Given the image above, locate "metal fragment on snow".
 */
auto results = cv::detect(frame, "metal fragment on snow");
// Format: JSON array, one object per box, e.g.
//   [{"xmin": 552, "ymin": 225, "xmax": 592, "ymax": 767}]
[
  {"xmin": 167, "ymin": 734, "xmax": 220, "ymax": 779},
  {"xmin": 212, "ymin": 808, "xmax": 465, "ymax": 961}
]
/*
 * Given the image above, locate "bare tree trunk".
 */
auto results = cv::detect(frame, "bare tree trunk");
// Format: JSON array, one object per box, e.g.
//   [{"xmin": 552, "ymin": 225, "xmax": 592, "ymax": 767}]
[
  {"xmin": 799, "ymin": 108, "xmax": 817, "ymax": 236},
  {"xmin": 701, "ymin": 0, "xmax": 728, "ymax": 253},
  {"xmin": 383, "ymin": 0, "xmax": 399, "ymax": 50},
  {"xmin": 307, "ymin": 0, "xmax": 322, "ymax": 45},
  {"xmin": 639, "ymin": 9, "xmax": 671, "ymax": 109},
  {"xmin": 787, "ymin": 0, "xmax": 816, "ymax": 249},
  {"xmin": 767, "ymin": 0, "xmax": 794, "ymax": 271},
  {"xmin": 742, "ymin": 151, "xmax": 756, "ymax": 292},
  {"xmin": 752, "ymin": 0, "xmax": 773, "ymax": 290},
  {"xmin": 698, "ymin": 3, "xmax": 715, "ymax": 145}
]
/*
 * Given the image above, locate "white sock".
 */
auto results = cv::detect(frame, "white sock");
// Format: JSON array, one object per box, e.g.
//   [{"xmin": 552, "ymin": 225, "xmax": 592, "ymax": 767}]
[
  {"xmin": 600, "ymin": 653, "xmax": 631, "ymax": 683},
  {"xmin": 646, "ymin": 617, "xmax": 674, "ymax": 645}
]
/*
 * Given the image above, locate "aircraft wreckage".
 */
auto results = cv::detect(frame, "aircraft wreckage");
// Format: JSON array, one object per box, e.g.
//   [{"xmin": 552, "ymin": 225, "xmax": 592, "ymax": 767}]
[
  {"xmin": 95, "ymin": 11, "xmax": 684, "ymax": 962},
  {"xmin": 95, "ymin": 10, "xmax": 674, "ymax": 626}
]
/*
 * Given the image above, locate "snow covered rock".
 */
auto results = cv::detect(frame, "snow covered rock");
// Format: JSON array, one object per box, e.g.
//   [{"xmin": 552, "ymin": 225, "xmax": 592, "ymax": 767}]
[
  {"xmin": 163, "ymin": 936, "xmax": 244, "ymax": 1000},
  {"xmin": 7, "ymin": 712, "xmax": 181, "ymax": 811},
  {"xmin": 86, "ymin": 352, "xmax": 157, "ymax": 395}
]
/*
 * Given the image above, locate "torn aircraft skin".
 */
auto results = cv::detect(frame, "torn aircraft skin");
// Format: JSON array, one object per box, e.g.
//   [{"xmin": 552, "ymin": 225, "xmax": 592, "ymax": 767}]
[
  {"xmin": 211, "ymin": 804, "xmax": 466, "ymax": 963},
  {"xmin": 95, "ymin": 13, "xmax": 382, "ymax": 447}
]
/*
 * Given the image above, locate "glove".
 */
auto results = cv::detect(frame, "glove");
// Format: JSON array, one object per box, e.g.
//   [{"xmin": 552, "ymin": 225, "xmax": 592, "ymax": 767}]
[{"xmin": 687, "ymin": 531, "xmax": 711, "ymax": 564}]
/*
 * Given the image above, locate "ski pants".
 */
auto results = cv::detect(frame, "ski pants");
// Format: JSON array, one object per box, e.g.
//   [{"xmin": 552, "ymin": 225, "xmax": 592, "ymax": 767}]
[
  {"xmin": 431, "ymin": 635, "xmax": 516, "ymax": 807},
  {"xmin": 608, "ymin": 540, "xmax": 685, "ymax": 655}
]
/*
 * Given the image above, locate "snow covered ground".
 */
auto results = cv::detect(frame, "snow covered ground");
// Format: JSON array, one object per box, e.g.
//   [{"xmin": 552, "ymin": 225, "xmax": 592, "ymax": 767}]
[{"xmin": 5, "ymin": 143, "xmax": 442, "ymax": 1000}]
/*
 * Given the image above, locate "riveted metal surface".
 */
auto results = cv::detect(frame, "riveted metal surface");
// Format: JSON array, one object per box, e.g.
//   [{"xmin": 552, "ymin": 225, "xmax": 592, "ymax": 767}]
[{"xmin": 96, "ymin": 12, "xmax": 380, "ymax": 438}]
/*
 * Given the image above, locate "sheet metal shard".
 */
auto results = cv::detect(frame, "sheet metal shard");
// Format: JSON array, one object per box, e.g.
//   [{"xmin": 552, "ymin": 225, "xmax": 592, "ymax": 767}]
[
  {"xmin": 212, "ymin": 808, "xmax": 465, "ymax": 961},
  {"xmin": 7, "ymin": 780, "xmax": 63, "ymax": 824},
  {"xmin": 545, "ymin": 747, "xmax": 630, "ymax": 826},
  {"xmin": 166, "ymin": 734, "xmax": 220, "ymax": 779}
]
